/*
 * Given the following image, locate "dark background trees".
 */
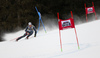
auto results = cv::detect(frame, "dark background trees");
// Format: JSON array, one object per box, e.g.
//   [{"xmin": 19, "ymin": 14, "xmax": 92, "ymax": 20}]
[{"xmin": 0, "ymin": 0, "xmax": 100, "ymax": 41}]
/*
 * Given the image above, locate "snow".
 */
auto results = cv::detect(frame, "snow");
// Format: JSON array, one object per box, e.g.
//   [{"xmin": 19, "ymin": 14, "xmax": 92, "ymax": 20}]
[{"xmin": 1, "ymin": 20, "xmax": 100, "ymax": 58}]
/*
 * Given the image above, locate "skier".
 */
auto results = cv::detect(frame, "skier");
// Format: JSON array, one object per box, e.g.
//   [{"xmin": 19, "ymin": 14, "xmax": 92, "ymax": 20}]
[{"xmin": 16, "ymin": 22, "xmax": 37, "ymax": 41}]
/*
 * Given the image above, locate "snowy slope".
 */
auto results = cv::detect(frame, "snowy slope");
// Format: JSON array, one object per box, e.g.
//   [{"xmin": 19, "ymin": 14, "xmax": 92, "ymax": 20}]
[{"xmin": 1, "ymin": 20, "xmax": 100, "ymax": 58}]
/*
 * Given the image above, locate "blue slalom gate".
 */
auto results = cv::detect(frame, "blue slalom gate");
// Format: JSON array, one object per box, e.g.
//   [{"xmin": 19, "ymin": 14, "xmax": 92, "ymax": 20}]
[{"xmin": 35, "ymin": 6, "xmax": 47, "ymax": 33}]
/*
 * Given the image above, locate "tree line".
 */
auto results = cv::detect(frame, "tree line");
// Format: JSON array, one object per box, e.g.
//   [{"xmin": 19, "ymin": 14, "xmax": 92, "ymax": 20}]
[{"xmin": 0, "ymin": 0, "xmax": 100, "ymax": 41}]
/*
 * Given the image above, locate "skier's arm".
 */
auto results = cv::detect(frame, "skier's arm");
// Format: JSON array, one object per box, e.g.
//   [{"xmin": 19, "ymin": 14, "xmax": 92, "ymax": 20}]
[
  {"xmin": 33, "ymin": 27, "xmax": 37, "ymax": 37},
  {"xmin": 25, "ymin": 27, "xmax": 29, "ymax": 33}
]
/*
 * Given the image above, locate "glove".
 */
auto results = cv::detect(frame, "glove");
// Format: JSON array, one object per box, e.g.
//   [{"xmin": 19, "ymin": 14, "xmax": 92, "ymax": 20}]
[
  {"xmin": 26, "ymin": 32, "xmax": 29, "ymax": 35},
  {"xmin": 34, "ymin": 35, "xmax": 36, "ymax": 37}
]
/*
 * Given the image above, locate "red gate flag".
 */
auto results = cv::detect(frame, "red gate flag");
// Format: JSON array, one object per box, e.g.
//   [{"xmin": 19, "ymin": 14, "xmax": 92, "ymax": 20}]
[
  {"xmin": 58, "ymin": 11, "xmax": 75, "ymax": 30},
  {"xmin": 85, "ymin": 7, "xmax": 95, "ymax": 14},
  {"xmin": 57, "ymin": 11, "xmax": 80, "ymax": 52},
  {"xmin": 84, "ymin": 2, "xmax": 97, "ymax": 22},
  {"xmin": 58, "ymin": 18, "xmax": 75, "ymax": 30}
]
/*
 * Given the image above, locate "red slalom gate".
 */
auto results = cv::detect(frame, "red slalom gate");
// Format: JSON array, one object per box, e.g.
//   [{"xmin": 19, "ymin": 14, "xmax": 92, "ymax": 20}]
[
  {"xmin": 57, "ymin": 11, "xmax": 80, "ymax": 52},
  {"xmin": 84, "ymin": 2, "xmax": 97, "ymax": 22}
]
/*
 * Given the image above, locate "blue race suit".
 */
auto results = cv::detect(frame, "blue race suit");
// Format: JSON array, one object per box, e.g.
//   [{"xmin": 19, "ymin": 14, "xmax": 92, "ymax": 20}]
[{"xmin": 16, "ymin": 25, "xmax": 37, "ymax": 41}]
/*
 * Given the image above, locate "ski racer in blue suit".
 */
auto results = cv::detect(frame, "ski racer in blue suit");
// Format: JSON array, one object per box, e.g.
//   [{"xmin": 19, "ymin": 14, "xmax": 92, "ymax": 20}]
[{"xmin": 16, "ymin": 22, "xmax": 37, "ymax": 41}]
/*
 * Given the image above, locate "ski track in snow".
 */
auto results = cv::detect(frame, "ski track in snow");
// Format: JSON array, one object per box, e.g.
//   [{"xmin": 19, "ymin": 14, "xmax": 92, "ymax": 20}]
[{"xmin": 1, "ymin": 20, "xmax": 100, "ymax": 58}]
